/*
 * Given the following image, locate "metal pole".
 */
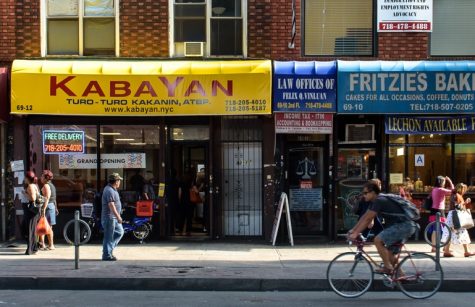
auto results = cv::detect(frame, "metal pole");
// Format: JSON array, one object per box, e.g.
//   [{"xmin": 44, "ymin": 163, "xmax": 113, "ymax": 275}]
[
  {"xmin": 74, "ymin": 210, "xmax": 80, "ymax": 269},
  {"xmin": 435, "ymin": 212, "xmax": 441, "ymax": 267}
]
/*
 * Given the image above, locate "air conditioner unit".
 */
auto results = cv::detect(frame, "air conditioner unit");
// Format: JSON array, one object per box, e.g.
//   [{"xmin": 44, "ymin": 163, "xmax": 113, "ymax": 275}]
[
  {"xmin": 345, "ymin": 124, "xmax": 375, "ymax": 142},
  {"xmin": 184, "ymin": 42, "xmax": 204, "ymax": 57}
]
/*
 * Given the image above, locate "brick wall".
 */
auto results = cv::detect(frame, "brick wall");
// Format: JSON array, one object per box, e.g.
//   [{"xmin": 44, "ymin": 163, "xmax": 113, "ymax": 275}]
[
  {"xmin": 378, "ymin": 33, "xmax": 428, "ymax": 60},
  {"xmin": 15, "ymin": 0, "xmax": 41, "ymax": 58},
  {"xmin": 120, "ymin": 0, "xmax": 169, "ymax": 57},
  {"xmin": 0, "ymin": 0, "xmax": 17, "ymax": 62}
]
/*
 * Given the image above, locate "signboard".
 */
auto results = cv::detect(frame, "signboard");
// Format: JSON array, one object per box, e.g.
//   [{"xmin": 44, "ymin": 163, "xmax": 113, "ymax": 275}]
[
  {"xmin": 273, "ymin": 61, "xmax": 337, "ymax": 113},
  {"xmin": 289, "ymin": 188, "xmax": 322, "ymax": 211},
  {"xmin": 43, "ymin": 130, "xmax": 85, "ymax": 154},
  {"xmin": 11, "ymin": 60, "xmax": 272, "ymax": 116},
  {"xmin": 415, "ymin": 154, "xmax": 425, "ymax": 166},
  {"xmin": 59, "ymin": 153, "xmax": 146, "ymax": 169},
  {"xmin": 338, "ymin": 62, "xmax": 475, "ymax": 114},
  {"xmin": 270, "ymin": 192, "xmax": 294, "ymax": 246},
  {"xmin": 385, "ymin": 116, "xmax": 475, "ymax": 134},
  {"xmin": 377, "ymin": 0, "xmax": 432, "ymax": 32},
  {"xmin": 390, "ymin": 173, "xmax": 404, "ymax": 184},
  {"xmin": 275, "ymin": 113, "xmax": 333, "ymax": 134}
]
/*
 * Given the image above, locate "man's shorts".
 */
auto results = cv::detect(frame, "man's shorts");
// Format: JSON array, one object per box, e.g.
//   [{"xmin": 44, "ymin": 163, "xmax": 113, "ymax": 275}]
[{"xmin": 377, "ymin": 221, "xmax": 417, "ymax": 254}]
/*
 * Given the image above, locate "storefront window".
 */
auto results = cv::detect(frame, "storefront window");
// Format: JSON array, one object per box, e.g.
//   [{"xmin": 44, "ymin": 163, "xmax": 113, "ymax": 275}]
[
  {"xmin": 100, "ymin": 125, "xmax": 160, "ymax": 206},
  {"xmin": 388, "ymin": 134, "xmax": 452, "ymax": 195},
  {"xmin": 455, "ymin": 134, "xmax": 475, "ymax": 190},
  {"xmin": 29, "ymin": 125, "xmax": 98, "ymax": 208}
]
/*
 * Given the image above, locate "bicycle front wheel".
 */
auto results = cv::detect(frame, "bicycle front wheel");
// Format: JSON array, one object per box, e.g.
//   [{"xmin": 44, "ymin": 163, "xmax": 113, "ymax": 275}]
[
  {"xmin": 326, "ymin": 252, "xmax": 373, "ymax": 298},
  {"xmin": 396, "ymin": 252, "xmax": 443, "ymax": 299},
  {"xmin": 423, "ymin": 221, "xmax": 451, "ymax": 247}
]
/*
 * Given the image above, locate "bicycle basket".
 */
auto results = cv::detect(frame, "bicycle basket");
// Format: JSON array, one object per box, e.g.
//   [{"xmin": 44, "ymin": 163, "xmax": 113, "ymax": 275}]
[{"xmin": 80, "ymin": 203, "xmax": 94, "ymax": 218}]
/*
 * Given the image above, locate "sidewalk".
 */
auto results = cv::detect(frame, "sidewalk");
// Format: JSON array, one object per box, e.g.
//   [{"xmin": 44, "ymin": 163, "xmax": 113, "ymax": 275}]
[{"xmin": 1, "ymin": 241, "xmax": 474, "ymax": 291}]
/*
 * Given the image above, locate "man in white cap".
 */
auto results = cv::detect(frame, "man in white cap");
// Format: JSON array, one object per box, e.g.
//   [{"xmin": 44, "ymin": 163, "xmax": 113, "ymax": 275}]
[{"xmin": 101, "ymin": 173, "xmax": 124, "ymax": 261}]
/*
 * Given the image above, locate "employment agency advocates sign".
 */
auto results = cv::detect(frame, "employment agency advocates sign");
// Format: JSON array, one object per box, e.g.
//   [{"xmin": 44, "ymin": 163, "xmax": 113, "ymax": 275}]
[{"xmin": 378, "ymin": 0, "xmax": 432, "ymax": 32}]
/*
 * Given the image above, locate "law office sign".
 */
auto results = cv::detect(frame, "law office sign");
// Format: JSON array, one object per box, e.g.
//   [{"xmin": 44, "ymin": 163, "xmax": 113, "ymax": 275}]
[{"xmin": 377, "ymin": 0, "xmax": 432, "ymax": 32}]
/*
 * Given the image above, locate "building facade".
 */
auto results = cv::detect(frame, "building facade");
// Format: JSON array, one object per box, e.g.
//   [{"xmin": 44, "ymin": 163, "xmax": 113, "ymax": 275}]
[{"xmin": 1, "ymin": 0, "xmax": 475, "ymax": 243}]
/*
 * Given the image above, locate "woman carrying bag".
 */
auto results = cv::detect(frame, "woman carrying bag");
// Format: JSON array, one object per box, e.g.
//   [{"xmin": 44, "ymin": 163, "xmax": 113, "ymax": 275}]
[
  {"xmin": 21, "ymin": 171, "xmax": 41, "ymax": 255},
  {"xmin": 443, "ymin": 183, "xmax": 475, "ymax": 257},
  {"xmin": 38, "ymin": 170, "xmax": 57, "ymax": 250}
]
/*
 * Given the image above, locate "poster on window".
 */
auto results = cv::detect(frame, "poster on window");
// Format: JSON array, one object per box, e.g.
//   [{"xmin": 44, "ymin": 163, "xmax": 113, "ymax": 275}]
[
  {"xmin": 59, "ymin": 153, "xmax": 146, "ymax": 169},
  {"xmin": 47, "ymin": 0, "xmax": 78, "ymax": 16},
  {"xmin": 377, "ymin": 0, "xmax": 432, "ymax": 32}
]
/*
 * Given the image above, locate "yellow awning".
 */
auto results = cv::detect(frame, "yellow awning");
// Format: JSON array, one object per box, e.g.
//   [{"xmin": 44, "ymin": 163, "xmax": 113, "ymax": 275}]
[{"xmin": 12, "ymin": 59, "xmax": 272, "ymax": 116}]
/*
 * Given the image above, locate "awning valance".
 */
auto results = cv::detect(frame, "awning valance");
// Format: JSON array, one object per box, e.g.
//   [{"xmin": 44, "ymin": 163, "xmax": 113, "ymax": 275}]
[
  {"xmin": 338, "ymin": 60, "xmax": 475, "ymax": 114},
  {"xmin": 273, "ymin": 61, "xmax": 337, "ymax": 113},
  {"xmin": 11, "ymin": 60, "xmax": 272, "ymax": 116}
]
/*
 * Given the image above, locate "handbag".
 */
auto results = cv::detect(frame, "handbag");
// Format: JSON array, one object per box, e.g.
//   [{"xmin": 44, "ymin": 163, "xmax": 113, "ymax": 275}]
[
  {"xmin": 423, "ymin": 195, "xmax": 433, "ymax": 211},
  {"xmin": 451, "ymin": 210, "xmax": 461, "ymax": 229},
  {"xmin": 456, "ymin": 209, "xmax": 474, "ymax": 229},
  {"xmin": 35, "ymin": 216, "xmax": 52, "ymax": 236},
  {"xmin": 35, "ymin": 193, "xmax": 45, "ymax": 206},
  {"xmin": 190, "ymin": 188, "xmax": 201, "ymax": 204}
]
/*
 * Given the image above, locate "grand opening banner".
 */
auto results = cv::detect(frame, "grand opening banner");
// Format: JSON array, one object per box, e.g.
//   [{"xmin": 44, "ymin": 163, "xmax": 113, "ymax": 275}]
[
  {"xmin": 11, "ymin": 60, "xmax": 271, "ymax": 116},
  {"xmin": 338, "ymin": 60, "xmax": 475, "ymax": 114}
]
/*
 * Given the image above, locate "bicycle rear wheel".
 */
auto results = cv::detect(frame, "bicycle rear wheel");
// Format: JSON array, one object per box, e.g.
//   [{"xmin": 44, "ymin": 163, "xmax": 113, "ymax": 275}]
[
  {"xmin": 396, "ymin": 252, "xmax": 443, "ymax": 299},
  {"xmin": 423, "ymin": 221, "xmax": 451, "ymax": 247},
  {"xmin": 326, "ymin": 252, "xmax": 373, "ymax": 298}
]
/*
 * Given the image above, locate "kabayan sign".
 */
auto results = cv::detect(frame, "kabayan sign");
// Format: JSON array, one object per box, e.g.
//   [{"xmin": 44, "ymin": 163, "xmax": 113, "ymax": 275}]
[
  {"xmin": 11, "ymin": 60, "xmax": 271, "ymax": 116},
  {"xmin": 338, "ymin": 61, "xmax": 475, "ymax": 114},
  {"xmin": 385, "ymin": 115, "xmax": 475, "ymax": 134}
]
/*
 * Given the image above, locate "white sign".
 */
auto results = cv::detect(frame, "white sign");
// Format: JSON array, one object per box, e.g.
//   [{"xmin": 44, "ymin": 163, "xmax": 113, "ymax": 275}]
[
  {"xmin": 389, "ymin": 173, "xmax": 404, "ymax": 184},
  {"xmin": 59, "ymin": 153, "xmax": 146, "ymax": 169},
  {"xmin": 10, "ymin": 160, "xmax": 24, "ymax": 172},
  {"xmin": 270, "ymin": 192, "xmax": 294, "ymax": 246},
  {"xmin": 377, "ymin": 0, "xmax": 432, "ymax": 32},
  {"xmin": 415, "ymin": 154, "xmax": 425, "ymax": 166}
]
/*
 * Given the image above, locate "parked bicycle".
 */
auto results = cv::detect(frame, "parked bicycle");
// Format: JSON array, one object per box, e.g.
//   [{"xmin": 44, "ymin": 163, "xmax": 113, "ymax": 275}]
[
  {"xmin": 327, "ymin": 234, "xmax": 443, "ymax": 299},
  {"xmin": 63, "ymin": 202, "xmax": 153, "ymax": 245}
]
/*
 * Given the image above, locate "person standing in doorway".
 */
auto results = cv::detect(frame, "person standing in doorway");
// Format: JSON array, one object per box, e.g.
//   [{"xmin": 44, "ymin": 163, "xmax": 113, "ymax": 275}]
[
  {"xmin": 22, "ymin": 171, "xmax": 41, "ymax": 255},
  {"xmin": 101, "ymin": 173, "xmax": 124, "ymax": 261}
]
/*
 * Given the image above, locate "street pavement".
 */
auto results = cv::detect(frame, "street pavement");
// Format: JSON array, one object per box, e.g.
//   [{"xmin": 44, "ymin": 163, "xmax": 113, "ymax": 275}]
[{"xmin": 0, "ymin": 241, "xmax": 474, "ymax": 291}]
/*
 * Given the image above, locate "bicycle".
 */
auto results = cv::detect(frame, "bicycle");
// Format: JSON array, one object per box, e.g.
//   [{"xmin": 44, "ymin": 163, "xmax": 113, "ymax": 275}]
[{"xmin": 326, "ymin": 235, "xmax": 443, "ymax": 299}]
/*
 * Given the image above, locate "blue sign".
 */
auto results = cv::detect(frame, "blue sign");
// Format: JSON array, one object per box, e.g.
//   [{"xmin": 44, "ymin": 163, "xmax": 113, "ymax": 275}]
[
  {"xmin": 385, "ymin": 115, "xmax": 475, "ymax": 134},
  {"xmin": 273, "ymin": 61, "xmax": 336, "ymax": 112},
  {"xmin": 338, "ymin": 60, "xmax": 475, "ymax": 114}
]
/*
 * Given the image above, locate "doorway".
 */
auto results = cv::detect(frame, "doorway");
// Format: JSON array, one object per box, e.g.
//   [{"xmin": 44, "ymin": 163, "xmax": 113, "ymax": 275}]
[
  {"xmin": 285, "ymin": 142, "xmax": 327, "ymax": 235},
  {"xmin": 168, "ymin": 141, "xmax": 210, "ymax": 238}
]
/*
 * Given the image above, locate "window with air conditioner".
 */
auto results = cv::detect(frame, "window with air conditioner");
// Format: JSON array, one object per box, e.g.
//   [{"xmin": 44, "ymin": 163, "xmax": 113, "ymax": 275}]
[
  {"xmin": 345, "ymin": 124, "xmax": 375, "ymax": 142},
  {"xmin": 172, "ymin": 0, "xmax": 246, "ymax": 57},
  {"xmin": 304, "ymin": 0, "xmax": 374, "ymax": 56},
  {"xmin": 44, "ymin": 0, "xmax": 118, "ymax": 56}
]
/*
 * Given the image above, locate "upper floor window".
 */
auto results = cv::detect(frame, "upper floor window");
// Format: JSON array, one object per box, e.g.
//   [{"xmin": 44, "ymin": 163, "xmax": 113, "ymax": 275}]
[
  {"xmin": 44, "ymin": 0, "xmax": 118, "ymax": 56},
  {"xmin": 304, "ymin": 0, "xmax": 373, "ymax": 56},
  {"xmin": 172, "ymin": 0, "xmax": 246, "ymax": 57},
  {"xmin": 431, "ymin": 0, "xmax": 475, "ymax": 56}
]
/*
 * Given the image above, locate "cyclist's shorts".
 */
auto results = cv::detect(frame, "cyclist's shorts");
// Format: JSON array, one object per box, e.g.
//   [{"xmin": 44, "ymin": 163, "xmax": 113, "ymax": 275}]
[{"xmin": 378, "ymin": 221, "xmax": 417, "ymax": 254}]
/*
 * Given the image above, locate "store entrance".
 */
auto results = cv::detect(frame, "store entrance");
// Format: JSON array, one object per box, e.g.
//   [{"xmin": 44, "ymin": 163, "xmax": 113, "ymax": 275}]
[{"xmin": 168, "ymin": 142, "xmax": 209, "ymax": 238}]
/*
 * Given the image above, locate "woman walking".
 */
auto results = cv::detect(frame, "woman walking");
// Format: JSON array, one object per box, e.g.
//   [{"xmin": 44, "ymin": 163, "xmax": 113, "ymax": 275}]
[
  {"xmin": 443, "ymin": 183, "xmax": 475, "ymax": 257},
  {"xmin": 39, "ymin": 170, "xmax": 58, "ymax": 250},
  {"xmin": 21, "ymin": 171, "xmax": 41, "ymax": 255},
  {"xmin": 429, "ymin": 175, "xmax": 454, "ymax": 251}
]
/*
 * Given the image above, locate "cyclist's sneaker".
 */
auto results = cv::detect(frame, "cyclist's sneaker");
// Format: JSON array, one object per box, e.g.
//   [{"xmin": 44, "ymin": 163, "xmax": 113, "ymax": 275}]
[{"xmin": 374, "ymin": 267, "xmax": 393, "ymax": 275}]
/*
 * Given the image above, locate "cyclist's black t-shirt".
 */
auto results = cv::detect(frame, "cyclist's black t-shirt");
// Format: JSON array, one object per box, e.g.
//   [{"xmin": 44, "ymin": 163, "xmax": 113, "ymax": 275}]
[{"xmin": 369, "ymin": 195, "xmax": 406, "ymax": 226}]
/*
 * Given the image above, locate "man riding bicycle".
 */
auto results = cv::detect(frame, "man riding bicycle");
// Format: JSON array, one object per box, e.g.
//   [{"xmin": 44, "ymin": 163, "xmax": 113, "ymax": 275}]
[{"xmin": 348, "ymin": 181, "xmax": 418, "ymax": 274}]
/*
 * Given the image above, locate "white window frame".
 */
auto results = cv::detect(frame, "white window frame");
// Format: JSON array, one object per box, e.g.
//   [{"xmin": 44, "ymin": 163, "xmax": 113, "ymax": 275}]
[
  {"xmin": 41, "ymin": 0, "xmax": 120, "ymax": 57},
  {"xmin": 169, "ymin": 0, "xmax": 247, "ymax": 58}
]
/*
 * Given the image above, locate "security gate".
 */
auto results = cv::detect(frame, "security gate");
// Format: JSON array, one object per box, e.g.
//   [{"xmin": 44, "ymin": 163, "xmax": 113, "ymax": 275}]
[{"xmin": 221, "ymin": 117, "xmax": 263, "ymax": 236}]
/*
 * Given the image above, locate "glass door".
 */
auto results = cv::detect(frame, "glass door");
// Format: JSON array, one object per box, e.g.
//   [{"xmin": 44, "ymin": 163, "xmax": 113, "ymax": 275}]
[
  {"xmin": 336, "ymin": 148, "xmax": 377, "ymax": 233},
  {"xmin": 286, "ymin": 143, "xmax": 325, "ymax": 235}
]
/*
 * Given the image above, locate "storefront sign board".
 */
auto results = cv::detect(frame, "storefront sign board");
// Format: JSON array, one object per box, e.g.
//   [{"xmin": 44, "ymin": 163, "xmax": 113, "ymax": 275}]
[
  {"xmin": 385, "ymin": 115, "xmax": 475, "ymax": 134},
  {"xmin": 275, "ymin": 113, "xmax": 333, "ymax": 134},
  {"xmin": 11, "ymin": 60, "xmax": 271, "ymax": 116},
  {"xmin": 415, "ymin": 154, "xmax": 425, "ymax": 166},
  {"xmin": 377, "ymin": 0, "xmax": 432, "ymax": 32},
  {"xmin": 338, "ymin": 60, "xmax": 475, "ymax": 114},
  {"xmin": 59, "ymin": 153, "xmax": 146, "ymax": 169},
  {"xmin": 273, "ymin": 61, "xmax": 336, "ymax": 112}
]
